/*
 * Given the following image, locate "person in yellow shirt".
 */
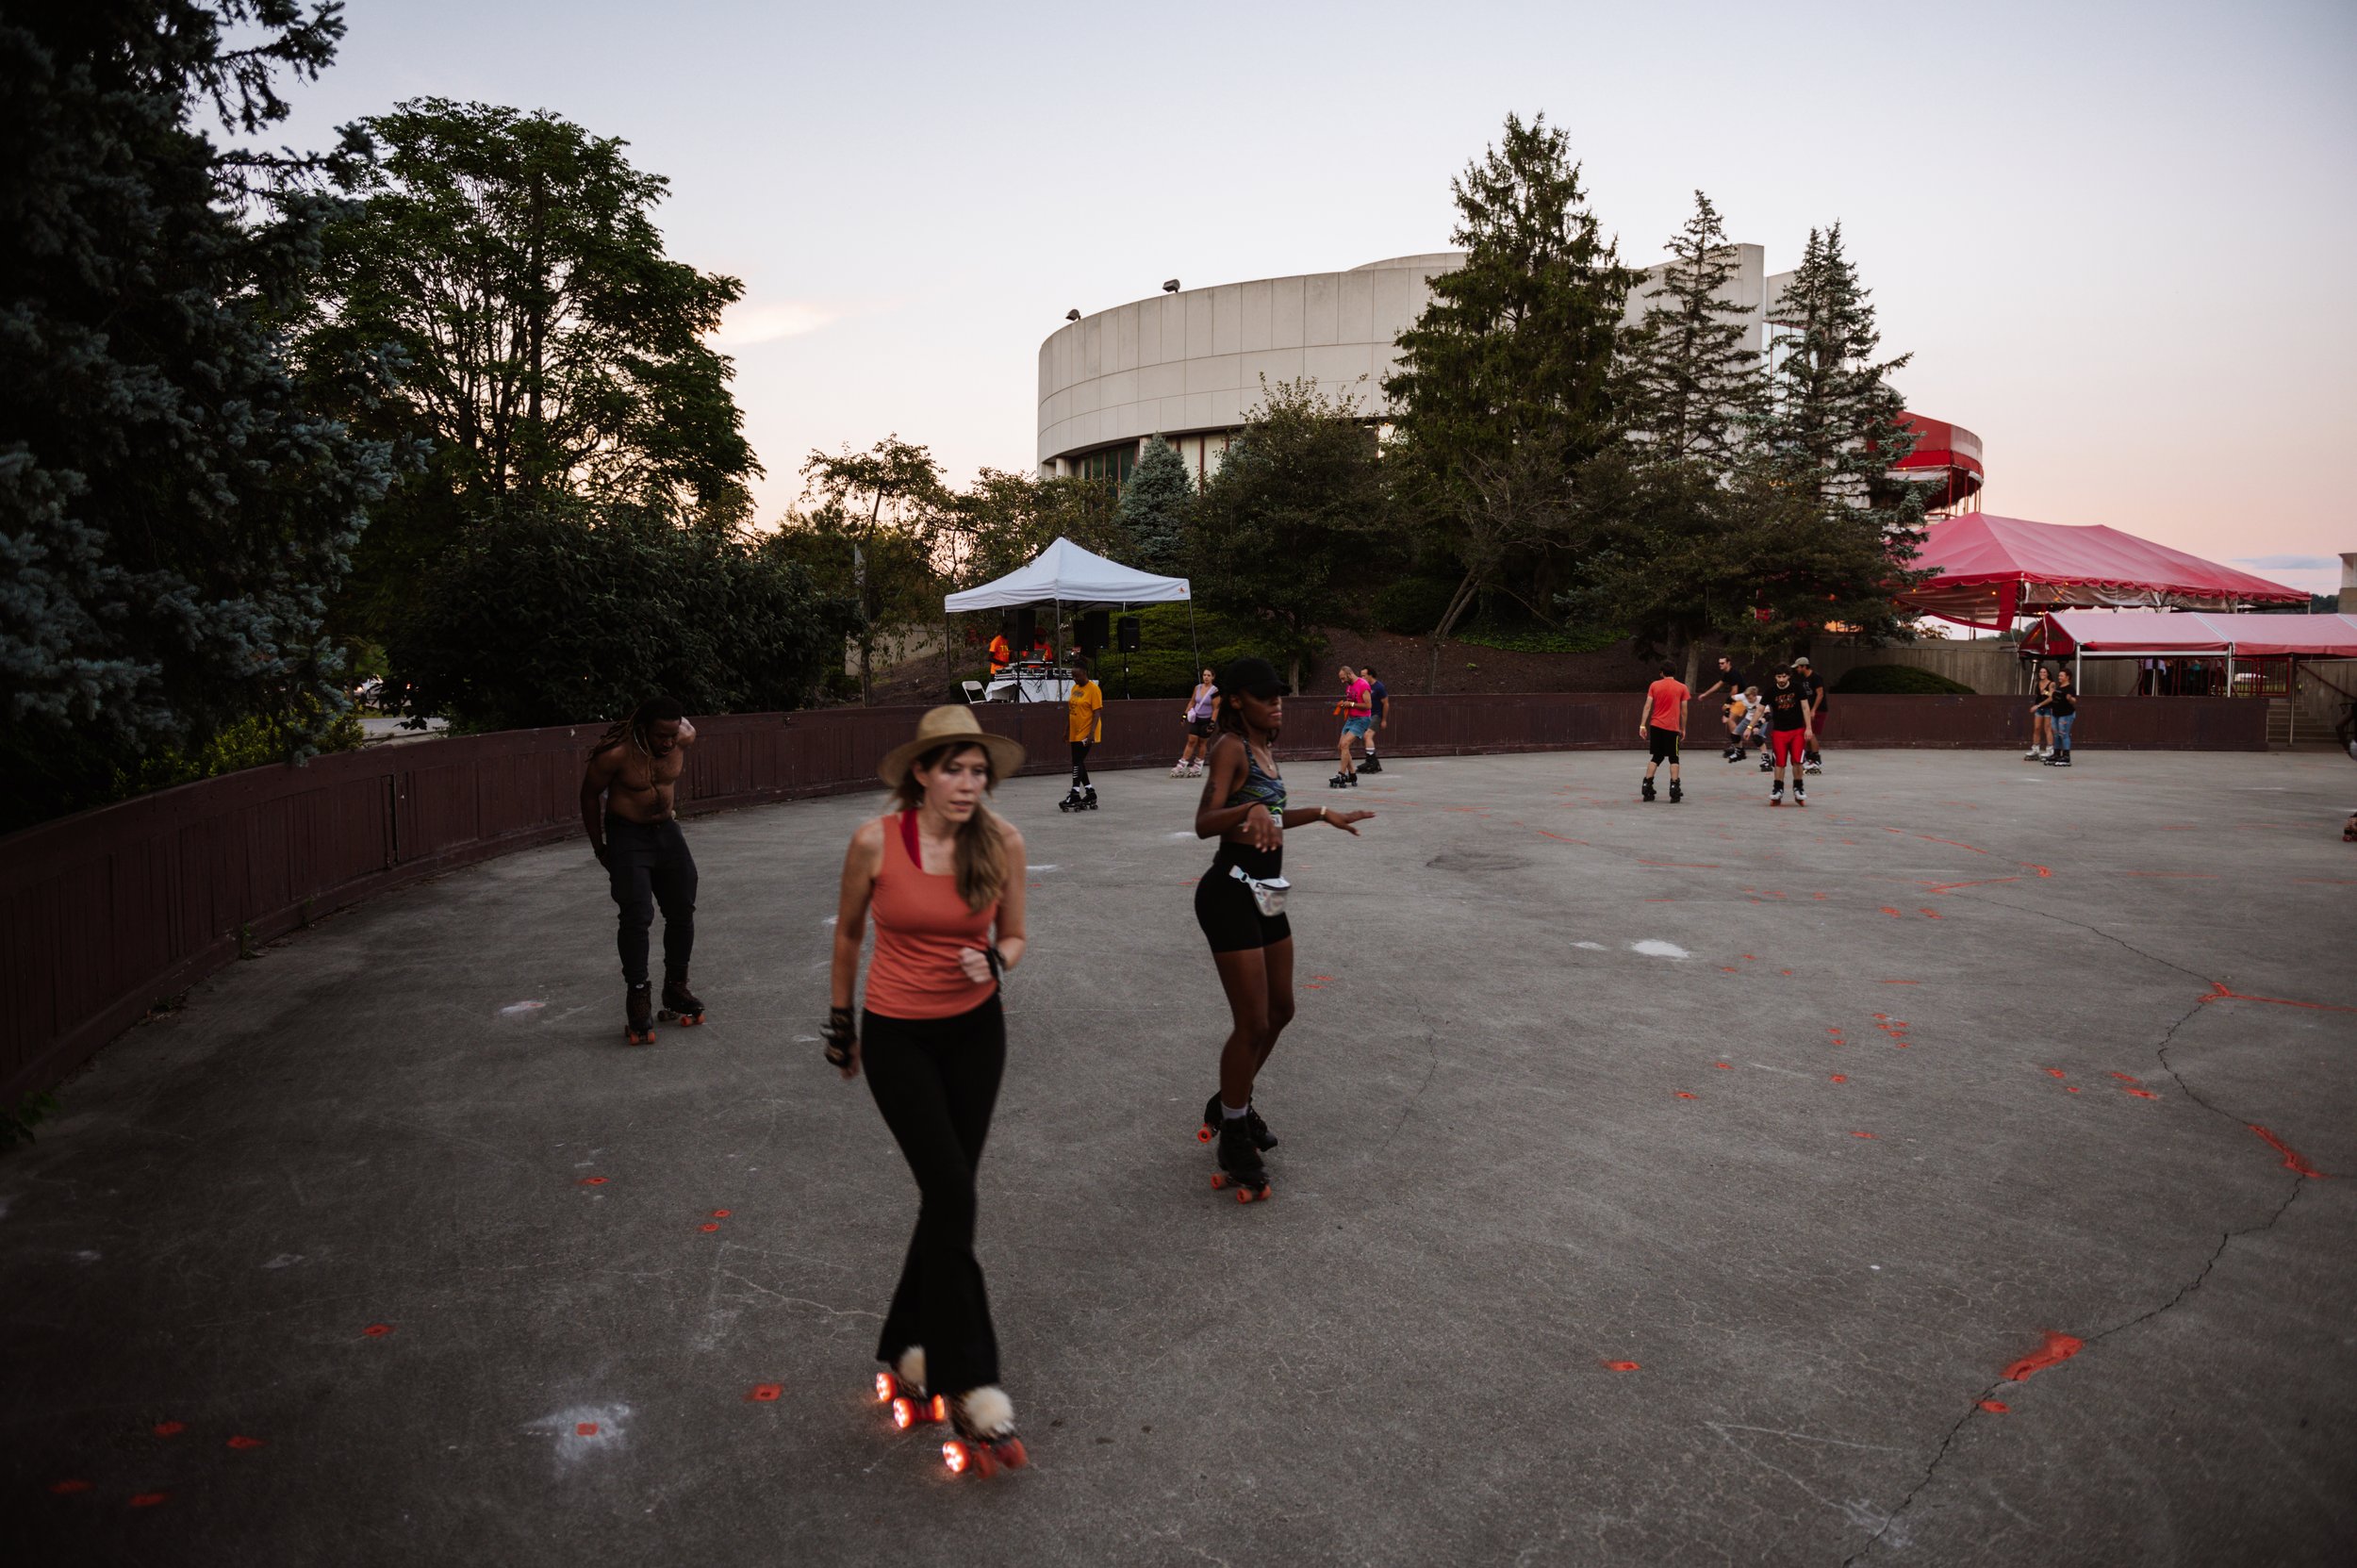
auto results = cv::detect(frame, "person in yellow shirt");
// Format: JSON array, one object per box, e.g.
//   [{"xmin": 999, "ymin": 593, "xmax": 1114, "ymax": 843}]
[{"xmin": 1060, "ymin": 659, "xmax": 1104, "ymax": 812}]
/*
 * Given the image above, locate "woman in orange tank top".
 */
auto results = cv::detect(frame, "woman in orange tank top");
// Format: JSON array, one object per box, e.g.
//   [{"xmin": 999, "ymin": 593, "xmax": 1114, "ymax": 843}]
[{"xmin": 824, "ymin": 706, "xmax": 1031, "ymax": 1477}]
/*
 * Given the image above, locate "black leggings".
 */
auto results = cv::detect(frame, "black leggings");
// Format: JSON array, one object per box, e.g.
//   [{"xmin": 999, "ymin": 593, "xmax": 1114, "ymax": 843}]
[
  {"xmin": 863, "ymin": 993, "xmax": 1006, "ymax": 1396},
  {"xmin": 1069, "ymin": 740, "xmax": 1092, "ymax": 785},
  {"xmin": 605, "ymin": 816, "xmax": 696, "ymax": 986}
]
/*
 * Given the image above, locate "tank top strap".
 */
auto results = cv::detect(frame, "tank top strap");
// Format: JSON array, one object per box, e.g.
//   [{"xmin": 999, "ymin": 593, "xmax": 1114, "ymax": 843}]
[{"xmin": 897, "ymin": 808, "xmax": 922, "ymax": 871}]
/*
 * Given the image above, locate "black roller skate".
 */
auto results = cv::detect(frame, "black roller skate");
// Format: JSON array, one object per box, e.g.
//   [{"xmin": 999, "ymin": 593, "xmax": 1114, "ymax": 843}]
[
  {"xmin": 1770, "ymin": 783, "xmax": 1785, "ymax": 807},
  {"xmin": 1804, "ymin": 752, "xmax": 1822, "ymax": 775},
  {"xmin": 1056, "ymin": 786, "xmax": 1085, "ymax": 812},
  {"xmin": 1792, "ymin": 783, "xmax": 1807, "ymax": 807},
  {"xmin": 1198, "ymin": 1093, "xmax": 1277, "ymax": 1152},
  {"xmin": 1081, "ymin": 785, "xmax": 1098, "ymax": 809},
  {"xmin": 941, "ymin": 1387, "xmax": 1028, "ymax": 1478},
  {"xmin": 874, "ymin": 1347, "xmax": 948, "ymax": 1432},
  {"xmin": 1359, "ymin": 755, "xmax": 1382, "ymax": 773},
  {"xmin": 1640, "ymin": 778, "xmax": 1656, "ymax": 802},
  {"xmin": 1759, "ymin": 755, "xmax": 1773, "ymax": 772},
  {"xmin": 658, "ymin": 971, "xmax": 704, "ymax": 1027},
  {"xmin": 1668, "ymin": 782, "xmax": 1683, "ymax": 804},
  {"xmin": 1210, "ymin": 1116, "xmax": 1273, "ymax": 1204},
  {"xmin": 1327, "ymin": 771, "xmax": 1356, "ymax": 789},
  {"xmin": 624, "ymin": 982, "xmax": 655, "ymax": 1046}
]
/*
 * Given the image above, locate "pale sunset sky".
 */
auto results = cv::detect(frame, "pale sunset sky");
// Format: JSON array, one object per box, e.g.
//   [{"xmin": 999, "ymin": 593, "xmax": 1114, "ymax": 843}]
[{"xmin": 273, "ymin": 1, "xmax": 2356, "ymax": 594}]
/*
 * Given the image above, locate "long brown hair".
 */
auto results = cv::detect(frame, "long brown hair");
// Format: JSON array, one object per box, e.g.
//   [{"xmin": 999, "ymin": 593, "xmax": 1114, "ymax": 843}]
[{"xmin": 891, "ymin": 742, "xmax": 1009, "ymax": 913}]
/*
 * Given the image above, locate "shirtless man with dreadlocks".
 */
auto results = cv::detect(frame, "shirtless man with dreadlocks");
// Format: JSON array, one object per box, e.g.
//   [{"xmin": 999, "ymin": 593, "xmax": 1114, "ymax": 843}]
[{"xmin": 580, "ymin": 697, "xmax": 702, "ymax": 1045}]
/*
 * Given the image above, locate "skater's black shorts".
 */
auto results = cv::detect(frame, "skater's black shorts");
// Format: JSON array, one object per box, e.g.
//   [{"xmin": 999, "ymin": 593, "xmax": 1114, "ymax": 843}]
[
  {"xmin": 1647, "ymin": 726, "xmax": 1682, "ymax": 764},
  {"xmin": 1195, "ymin": 842, "xmax": 1290, "ymax": 953},
  {"xmin": 1187, "ymin": 718, "xmax": 1215, "ymax": 738}
]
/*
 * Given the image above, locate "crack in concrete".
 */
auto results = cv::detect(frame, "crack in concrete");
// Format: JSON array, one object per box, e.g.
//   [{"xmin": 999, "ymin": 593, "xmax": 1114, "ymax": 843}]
[
  {"xmin": 1842, "ymin": 886, "xmax": 2319, "ymax": 1563},
  {"xmin": 1846, "ymin": 1165, "xmax": 2311, "ymax": 1563}
]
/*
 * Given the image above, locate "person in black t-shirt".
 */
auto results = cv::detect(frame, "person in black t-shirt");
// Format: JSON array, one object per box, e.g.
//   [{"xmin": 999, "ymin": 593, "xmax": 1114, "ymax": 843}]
[
  {"xmin": 1694, "ymin": 654, "xmax": 1745, "ymax": 759},
  {"xmin": 1793, "ymin": 656, "xmax": 1829, "ymax": 772},
  {"xmin": 1764, "ymin": 670, "xmax": 1815, "ymax": 806},
  {"xmin": 2041, "ymin": 668, "xmax": 2078, "ymax": 767}
]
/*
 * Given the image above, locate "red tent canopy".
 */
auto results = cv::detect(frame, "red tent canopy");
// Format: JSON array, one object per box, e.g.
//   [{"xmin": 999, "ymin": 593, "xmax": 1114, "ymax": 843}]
[
  {"xmin": 2021, "ymin": 611, "xmax": 2357, "ymax": 659},
  {"xmin": 1901, "ymin": 514, "xmax": 2307, "ymax": 630}
]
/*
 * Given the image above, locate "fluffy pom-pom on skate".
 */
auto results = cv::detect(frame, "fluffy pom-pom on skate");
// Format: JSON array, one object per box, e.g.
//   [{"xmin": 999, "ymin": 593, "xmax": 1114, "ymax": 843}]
[
  {"xmin": 895, "ymin": 1346, "xmax": 927, "ymax": 1391},
  {"xmin": 957, "ymin": 1386, "xmax": 1015, "ymax": 1438}
]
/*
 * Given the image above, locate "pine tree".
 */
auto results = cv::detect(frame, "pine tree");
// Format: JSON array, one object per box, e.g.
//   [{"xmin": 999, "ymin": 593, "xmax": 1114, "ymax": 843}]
[
  {"xmin": 1116, "ymin": 436, "xmax": 1194, "ymax": 573},
  {"xmin": 1383, "ymin": 113, "xmax": 1636, "ymax": 690},
  {"xmin": 1614, "ymin": 191, "xmax": 1765, "ymax": 469},
  {"xmin": 1755, "ymin": 223, "xmax": 1919, "ymax": 520},
  {"xmin": 0, "ymin": 1, "xmax": 402, "ymax": 828}
]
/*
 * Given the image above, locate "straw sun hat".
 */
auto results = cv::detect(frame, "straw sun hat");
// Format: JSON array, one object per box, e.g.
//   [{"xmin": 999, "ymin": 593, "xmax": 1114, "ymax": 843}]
[{"xmin": 877, "ymin": 704, "xmax": 1027, "ymax": 790}]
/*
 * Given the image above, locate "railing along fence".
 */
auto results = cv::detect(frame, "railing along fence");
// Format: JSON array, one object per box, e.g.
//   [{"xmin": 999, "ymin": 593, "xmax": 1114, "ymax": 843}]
[{"xmin": 0, "ymin": 694, "xmax": 2259, "ymax": 1103}]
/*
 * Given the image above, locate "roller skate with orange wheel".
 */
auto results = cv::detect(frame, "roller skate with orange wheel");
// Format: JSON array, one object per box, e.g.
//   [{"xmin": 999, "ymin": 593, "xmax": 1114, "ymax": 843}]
[
  {"xmin": 1209, "ymin": 1115, "xmax": 1273, "ymax": 1204},
  {"xmin": 1197, "ymin": 1093, "xmax": 1277, "ymax": 1152},
  {"xmin": 658, "ymin": 970, "xmax": 704, "ymax": 1027},
  {"xmin": 624, "ymin": 982, "xmax": 655, "ymax": 1046},
  {"xmin": 940, "ymin": 1387, "xmax": 1027, "ymax": 1479},
  {"xmin": 874, "ymin": 1347, "xmax": 948, "ymax": 1432}
]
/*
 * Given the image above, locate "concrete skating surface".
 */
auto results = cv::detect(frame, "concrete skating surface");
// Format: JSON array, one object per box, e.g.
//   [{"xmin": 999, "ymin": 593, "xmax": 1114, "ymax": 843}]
[{"xmin": 7, "ymin": 751, "xmax": 2354, "ymax": 1566}]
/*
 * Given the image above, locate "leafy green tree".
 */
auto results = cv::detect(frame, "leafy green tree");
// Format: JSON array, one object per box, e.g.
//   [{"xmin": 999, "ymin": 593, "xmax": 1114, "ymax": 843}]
[
  {"xmin": 1559, "ymin": 449, "xmax": 1925, "ymax": 676},
  {"xmin": 1116, "ymin": 436, "xmax": 1194, "ymax": 573},
  {"xmin": 297, "ymin": 98, "xmax": 755, "ymax": 639},
  {"xmin": 1190, "ymin": 379, "xmax": 1396, "ymax": 692},
  {"xmin": 0, "ymin": 0, "xmax": 402, "ymax": 831},
  {"xmin": 1383, "ymin": 112, "xmax": 1635, "ymax": 688},
  {"xmin": 387, "ymin": 502, "xmax": 849, "ymax": 731},
  {"xmin": 791, "ymin": 437, "xmax": 948, "ymax": 704},
  {"xmin": 1614, "ymin": 190, "xmax": 1764, "ymax": 468}
]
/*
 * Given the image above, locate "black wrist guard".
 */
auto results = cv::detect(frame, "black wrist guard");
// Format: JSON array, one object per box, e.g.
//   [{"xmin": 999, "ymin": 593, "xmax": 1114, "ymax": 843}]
[
  {"xmin": 822, "ymin": 1005, "xmax": 856, "ymax": 1067},
  {"xmin": 984, "ymin": 945, "xmax": 1004, "ymax": 983}
]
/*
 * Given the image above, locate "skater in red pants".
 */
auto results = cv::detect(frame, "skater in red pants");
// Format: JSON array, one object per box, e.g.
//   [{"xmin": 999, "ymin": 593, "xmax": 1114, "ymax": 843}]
[
  {"xmin": 1192, "ymin": 658, "xmax": 1373, "ymax": 1202},
  {"xmin": 825, "ymin": 705, "xmax": 1031, "ymax": 1477},
  {"xmin": 1764, "ymin": 670, "xmax": 1814, "ymax": 806}
]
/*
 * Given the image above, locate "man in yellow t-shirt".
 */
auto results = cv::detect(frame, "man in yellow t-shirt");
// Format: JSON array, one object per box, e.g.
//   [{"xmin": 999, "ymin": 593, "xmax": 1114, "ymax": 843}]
[{"xmin": 1061, "ymin": 659, "xmax": 1104, "ymax": 811}]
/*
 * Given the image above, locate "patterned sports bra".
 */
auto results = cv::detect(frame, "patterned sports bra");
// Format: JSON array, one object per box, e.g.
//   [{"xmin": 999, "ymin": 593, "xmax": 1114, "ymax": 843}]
[{"xmin": 1225, "ymin": 739, "xmax": 1286, "ymax": 818}]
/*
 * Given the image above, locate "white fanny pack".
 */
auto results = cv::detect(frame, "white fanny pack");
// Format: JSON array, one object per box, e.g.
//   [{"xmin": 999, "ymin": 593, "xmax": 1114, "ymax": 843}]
[{"xmin": 1228, "ymin": 864, "xmax": 1291, "ymax": 917}]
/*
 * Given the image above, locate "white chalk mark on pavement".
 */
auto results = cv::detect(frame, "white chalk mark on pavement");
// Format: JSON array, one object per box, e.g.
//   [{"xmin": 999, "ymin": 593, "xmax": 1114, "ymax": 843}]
[{"xmin": 1629, "ymin": 940, "xmax": 1689, "ymax": 959}]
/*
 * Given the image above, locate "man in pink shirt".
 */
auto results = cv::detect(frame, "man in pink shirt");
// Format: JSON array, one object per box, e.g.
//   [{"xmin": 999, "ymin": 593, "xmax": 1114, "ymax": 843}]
[
  {"xmin": 1638, "ymin": 662, "xmax": 1689, "ymax": 803},
  {"xmin": 1331, "ymin": 664, "xmax": 1373, "ymax": 789}
]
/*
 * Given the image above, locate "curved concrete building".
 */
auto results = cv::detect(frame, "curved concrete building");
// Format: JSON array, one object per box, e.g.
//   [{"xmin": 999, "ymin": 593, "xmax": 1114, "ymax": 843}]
[{"xmin": 1036, "ymin": 245, "xmax": 1983, "ymax": 511}]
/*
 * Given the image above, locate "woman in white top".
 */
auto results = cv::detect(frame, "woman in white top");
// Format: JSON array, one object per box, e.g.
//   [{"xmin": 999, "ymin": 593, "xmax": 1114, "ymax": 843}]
[{"xmin": 1173, "ymin": 668, "xmax": 1218, "ymax": 778}]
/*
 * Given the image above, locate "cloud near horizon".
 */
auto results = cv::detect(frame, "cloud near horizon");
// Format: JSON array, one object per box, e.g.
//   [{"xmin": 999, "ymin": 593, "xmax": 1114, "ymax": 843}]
[{"xmin": 707, "ymin": 299, "xmax": 843, "ymax": 349}]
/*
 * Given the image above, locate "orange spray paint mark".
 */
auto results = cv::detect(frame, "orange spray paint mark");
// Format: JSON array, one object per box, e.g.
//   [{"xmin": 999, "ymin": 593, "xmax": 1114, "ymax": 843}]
[
  {"xmin": 2109, "ymin": 1071, "xmax": 2137, "ymax": 1081},
  {"xmin": 2123, "ymin": 1087, "xmax": 2159, "ymax": 1100},
  {"xmin": 1979, "ymin": 1400, "xmax": 2011, "ymax": 1414},
  {"xmin": 129, "ymin": 1492, "xmax": 169, "ymax": 1509},
  {"xmin": 152, "ymin": 1421, "xmax": 185, "ymax": 1438},
  {"xmin": 1714, "ymin": 1062, "xmax": 1734, "ymax": 1070},
  {"xmin": 1919, "ymin": 909, "xmax": 1943, "ymax": 919},
  {"xmin": 52, "ymin": 1479, "xmax": 91, "ymax": 1494},
  {"xmin": 1829, "ymin": 1074, "xmax": 1848, "ymax": 1083},
  {"xmin": 226, "ymin": 1435, "xmax": 265, "ymax": 1450},
  {"xmin": 576, "ymin": 1422, "xmax": 600, "ymax": 1436},
  {"xmin": 361, "ymin": 1324, "xmax": 393, "ymax": 1337},
  {"xmin": 2044, "ymin": 1068, "xmax": 2067, "ymax": 1079},
  {"xmin": 2249, "ymin": 1126, "xmax": 2326, "ymax": 1179},
  {"xmin": 1879, "ymin": 906, "xmax": 1903, "ymax": 917},
  {"xmin": 747, "ymin": 1383, "xmax": 783, "ymax": 1402},
  {"xmin": 1674, "ymin": 1091, "xmax": 1698, "ymax": 1100},
  {"xmin": 1851, "ymin": 1131, "xmax": 1877, "ymax": 1139},
  {"xmin": 711, "ymin": 1209, "xmax": 731, "ymax": 1218},
  {"xmin": 700, "ymin": 1222, "xmax": 721, "ymax": 1233},
  {"xmin": 1599, "ymin": 1361, "xmax": 1640, "ymax": 1372},
  {"xmin": 2003, "ymin": 1330, "xmax": 2084, "ymax": 1382},
  {"xmin": 578, "ymin": 1177, "xmax": 608, "ymax": 1186},
  {"xmin": 2198, "ymin": 981, "xmax": 2357, "ymax": 1014}
]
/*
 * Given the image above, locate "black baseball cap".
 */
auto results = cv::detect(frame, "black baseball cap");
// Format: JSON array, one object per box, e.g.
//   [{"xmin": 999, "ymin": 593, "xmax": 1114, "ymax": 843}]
[{"xmin": 1220, "ymin": 656, "xmax": 1292, "ymax": 698}]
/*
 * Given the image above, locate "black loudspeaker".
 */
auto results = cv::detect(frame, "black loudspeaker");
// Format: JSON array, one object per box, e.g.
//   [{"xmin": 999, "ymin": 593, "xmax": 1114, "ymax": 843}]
[
  {"xmin": 1014, "ymin": 609, "xmax": 1036, "ymax": 650},
  {"xmin": 1079, "ymin": 609, "xmax": 1110, "ymax": 652},
  {"xmin": 1116, "ymin": 615, "xmax": 1141, "ymax": 652}
]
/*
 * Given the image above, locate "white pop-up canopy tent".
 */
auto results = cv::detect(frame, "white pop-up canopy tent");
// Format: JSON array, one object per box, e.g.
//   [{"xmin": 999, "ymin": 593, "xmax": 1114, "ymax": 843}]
[
  {"xmin": 942, "ymin": 536, "xmax": 1190, "ymax": 612},
  {"xmin": 943, "ymin": 536, "xmax": 1194, "ymax": 699}
]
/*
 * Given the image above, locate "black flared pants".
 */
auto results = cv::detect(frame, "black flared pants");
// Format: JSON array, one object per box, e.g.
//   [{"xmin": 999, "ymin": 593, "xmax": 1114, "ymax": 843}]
[{"xmin": 863, "ymin": 993, "xmax": 1006, "ymax": 1396}]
